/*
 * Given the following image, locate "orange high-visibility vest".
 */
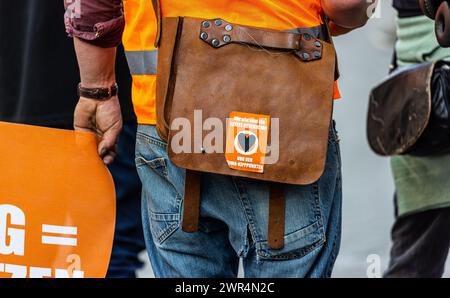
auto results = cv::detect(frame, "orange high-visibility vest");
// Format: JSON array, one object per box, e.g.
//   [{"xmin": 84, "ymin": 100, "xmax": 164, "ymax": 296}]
[{"xmin": 122, "ymin": 0, "xmax": 339, "ymax": 125}]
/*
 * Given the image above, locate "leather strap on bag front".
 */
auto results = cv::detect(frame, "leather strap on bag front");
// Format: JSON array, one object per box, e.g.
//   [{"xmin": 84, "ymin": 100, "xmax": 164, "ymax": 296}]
[
  {"xmin": 322, "ymin": 14, "xmax": 340, "ymax": 81},
  {"xmin": 268, "ymin": 184, "xmax": 285, "ymax": 250},
  {"xmin": 199, "ymin": 19, "xmax": 324, "ymax": 62},
  {"xmin": 182, "ymin": 170, "xmax": 286, "ymax": 250},
  {"xmin": 182, "ymin": 170, "xmax": 202, "ymax": 232}
]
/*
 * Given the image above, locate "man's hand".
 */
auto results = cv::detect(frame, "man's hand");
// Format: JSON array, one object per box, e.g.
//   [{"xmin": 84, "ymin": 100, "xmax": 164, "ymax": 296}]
[
  {"xmin": 322, "ymin": 0, "xmax": 378, "ymax": 35},
  {"xmin": 73, "ymin": 37, "xmax": 121, "ymax": 164},
  {"xmin": 328, "ymin": 22, "xmax": 357, "ymax": 36},
  {"xmin": 74, "ymin": 96, "xmax": 122, "ymax": 165}
]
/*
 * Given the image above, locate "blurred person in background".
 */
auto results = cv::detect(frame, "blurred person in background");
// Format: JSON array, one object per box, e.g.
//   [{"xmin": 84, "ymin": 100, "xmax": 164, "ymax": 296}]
[
  {"xmin": 383, "ymin": 0, "xmax": 450, "ymax": 278},
  {"xmin": 0, "ymin": 0, "xmax": 146, "ymax": 277}
]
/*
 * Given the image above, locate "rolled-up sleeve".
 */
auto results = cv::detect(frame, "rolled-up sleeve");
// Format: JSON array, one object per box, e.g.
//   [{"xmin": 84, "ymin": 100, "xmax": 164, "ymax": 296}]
[{"xmin": 64, "ymin": 0, "xmax": 124, "ymax": 48}]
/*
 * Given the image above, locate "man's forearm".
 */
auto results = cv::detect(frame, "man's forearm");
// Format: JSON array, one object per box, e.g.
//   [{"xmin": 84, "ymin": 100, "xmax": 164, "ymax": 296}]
[
  {"xmin": 72, "ymin": 37, "xmax": 122, "ymax": 165},
  {"xmin": 322, "ymin": 0, "xmax": 378, "ymax": 29},
  {"xmin": 65, "ymin": 1, "xmax": 122, "ymax": 165},
  {"xmin": 74, "ymin": 37, "xmax": 116, "ymax": 88}
]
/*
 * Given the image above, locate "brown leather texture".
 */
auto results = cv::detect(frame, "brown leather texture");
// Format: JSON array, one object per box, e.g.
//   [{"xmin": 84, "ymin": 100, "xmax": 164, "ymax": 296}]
[
  {"xmin": 156, "ymin": 17, "xmax": 336, "ymax": 186},
  {"xmin": 156, "ymin": 17, "xmax": 182, "ymax": 141},
  {"xmin": 151, "ymin": 0, "xmax": 162, "ymax": 47},
  {"xmin": 268, "ymin": 184, "xmax": 286, "ymax": 249},
  {"xmin": 367, "ymin": 62, "xmax": 434, "ymax": 156},
  {"xmin": 199, "ymin": 19, "xmax": 323, "ymax": 62},
  {"xmin": 182, "ymin": 170, "xmax": 202, "ymax": 232}
]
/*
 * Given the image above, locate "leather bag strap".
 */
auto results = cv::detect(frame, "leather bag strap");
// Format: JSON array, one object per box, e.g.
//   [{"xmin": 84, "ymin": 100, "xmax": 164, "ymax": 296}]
[
  {"xmin": 268, "ymin": 184, "xmax": 285, "ymax": 250},
  {"xmin": 151, "ymin": 0, "xmax": 162, "ymax": 47},
  {"xmin": 321, "ymin": 14, "xmax": 340, "ymax": 81},
  {"xmin": 199, "ymin": 19, "xmax": 324, "ymax": 62},
  {"xmin": 182, "ymin": 170, "xmax": 202, "ymax": 232},
  {"xmin": 182, "ymin": 170, "xmax": 286, "ymax": 250}
]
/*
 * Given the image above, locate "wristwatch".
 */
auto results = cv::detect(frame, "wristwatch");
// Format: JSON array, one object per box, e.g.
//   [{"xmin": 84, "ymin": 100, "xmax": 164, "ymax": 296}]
[{"xmin": 77, "ymin": 83, "xmax": 119, "ymax": 100}]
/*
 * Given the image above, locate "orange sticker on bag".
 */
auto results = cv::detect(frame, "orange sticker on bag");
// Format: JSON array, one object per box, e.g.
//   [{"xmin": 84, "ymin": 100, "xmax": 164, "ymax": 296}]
[{"xmin": 225, "ymin": 112, "xmax": 270, "ymax": 173}]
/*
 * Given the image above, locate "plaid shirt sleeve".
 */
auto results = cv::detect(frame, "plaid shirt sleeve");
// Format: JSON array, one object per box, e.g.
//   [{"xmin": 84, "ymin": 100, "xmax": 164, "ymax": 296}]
[{"xmin": 64, "ymin": 0, "xmax": 124, "ymax": 48}]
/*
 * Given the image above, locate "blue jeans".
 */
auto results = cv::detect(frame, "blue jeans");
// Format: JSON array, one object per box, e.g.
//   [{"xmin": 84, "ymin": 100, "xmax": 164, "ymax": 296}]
[
  {"xmin": 135, "ymin": 123, "xmax": 342, "ymax": 278},
  {"xmin": 106, "ymin": 122, "xmax": 146, "ymax": 278}
]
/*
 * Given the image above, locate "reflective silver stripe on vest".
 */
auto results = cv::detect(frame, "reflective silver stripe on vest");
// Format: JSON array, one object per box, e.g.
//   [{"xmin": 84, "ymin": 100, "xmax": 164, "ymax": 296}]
[{"xmin": 125, "ymin": 50, "xmax": 158, "ymax": 75}]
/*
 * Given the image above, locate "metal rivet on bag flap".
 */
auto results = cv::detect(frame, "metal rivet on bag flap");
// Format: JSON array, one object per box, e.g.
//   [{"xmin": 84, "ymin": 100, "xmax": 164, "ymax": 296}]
[
  {"xmin": 200, "ymin": 147, "xmax": 206, "ymax": 154},
  {"xmin": 202, "ymin": 21, "xmax": 210, "ymax": 28},
  {"xmin": 313, "ymin": 51, "xmax": 322, "ymax": 58},
  {"xmin": 302, "ymin": 53, "xmax": 310, "ymax": 60},
  {"xmin": 223, "ymin": 35, "xmax": 231, "ymax": 43},
  {"xmin": 214, "ymin": 19, "xmax": 223, "ymax": 26},
  {"xmin": 200, "ymin": 32, "xmax": 208, "ymax": 40},
  {"xmin": 211, "ymin": 39, "xmax": 220, "ymax": 47},
  {"xmin": 314, "ymin": 41, "xmax": 322, "ymax": 48},
  {"xmin": 303, "ymin": 33, "xmax": 311, "ymax": 41},
  {"xmin": 225, "ymin": 24, "xmax": 233, "ymax": 31}
]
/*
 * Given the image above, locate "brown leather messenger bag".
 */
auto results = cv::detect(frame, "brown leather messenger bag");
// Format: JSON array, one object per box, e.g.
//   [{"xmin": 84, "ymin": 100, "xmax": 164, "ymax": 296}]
[{"xmin": 151, "ymin": 0, "xmax": 337, "ymax": 249}]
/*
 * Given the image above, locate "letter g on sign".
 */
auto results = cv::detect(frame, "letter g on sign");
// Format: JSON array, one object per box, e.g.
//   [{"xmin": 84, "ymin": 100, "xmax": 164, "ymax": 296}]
[{"xmin": 0, "ymin": 204, "xmax": 26, "ymax": 256}]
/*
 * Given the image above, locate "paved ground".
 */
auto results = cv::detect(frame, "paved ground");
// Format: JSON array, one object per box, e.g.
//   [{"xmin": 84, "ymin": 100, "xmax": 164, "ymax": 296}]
[{"xmin": 137, "ymin": 2, "xmax": 450, "ymax": 277}]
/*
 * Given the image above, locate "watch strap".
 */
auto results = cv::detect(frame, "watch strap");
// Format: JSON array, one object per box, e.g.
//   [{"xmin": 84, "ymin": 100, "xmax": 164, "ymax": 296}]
[{"xmin": 77, "ymin": 83, "xmax": 118, "ymax": 100}]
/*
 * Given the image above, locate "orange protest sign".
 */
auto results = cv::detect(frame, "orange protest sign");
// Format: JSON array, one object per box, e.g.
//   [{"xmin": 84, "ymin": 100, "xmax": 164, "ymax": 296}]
[
  {"xmin": 225, "ymin": 112, "xmax": 271, "ymax": 174},
  {"xmin": 0, "ymin": 122, "xmax": 116, "ymax": 278}
]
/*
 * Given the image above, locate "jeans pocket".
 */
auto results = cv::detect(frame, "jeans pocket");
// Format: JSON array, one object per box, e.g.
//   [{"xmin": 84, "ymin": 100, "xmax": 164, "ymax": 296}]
[
  {"xmin": 248, "ymin": 182, "xmax": 326, "ymax": 261},
  {"xmin": 136, "ymin": 156, "xmax": 168, "ymax": 178},
  {"xmin": 135, "ymin": 126, "xmax": 183, "ymax": 245},
  {"xmin": 136, "ymin": 155, "xmax": 182, "ymax": 245}
]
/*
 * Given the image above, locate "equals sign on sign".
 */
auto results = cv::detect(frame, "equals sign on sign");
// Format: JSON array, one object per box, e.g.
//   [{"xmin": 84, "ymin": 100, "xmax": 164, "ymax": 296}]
[{"xmin": 41, "ymin": 224, "xmax": 78, "ymax": 247}]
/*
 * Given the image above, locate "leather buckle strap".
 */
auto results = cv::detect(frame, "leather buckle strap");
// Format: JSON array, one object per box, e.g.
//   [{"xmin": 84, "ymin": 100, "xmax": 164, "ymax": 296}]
[
  {"xmin": 268, "ymin": 184, "xmax": 286, "ymax": 250},
  {"xmin": 182, "ymin": 170, "xmax": 202, "ymax": 233},
  {"xmin": 199, "ymin": 18, "xmax": 323, "ymax": 62},
  {"xmin": 182, "ymin": 171, "xmax": 286, "ymax": 249}
]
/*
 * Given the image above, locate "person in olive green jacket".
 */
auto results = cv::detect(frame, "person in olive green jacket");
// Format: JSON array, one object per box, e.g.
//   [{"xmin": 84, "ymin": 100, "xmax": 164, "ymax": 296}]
[{"xmin": 384, "ymin": 0, "xmax": 450, "ymax": 278}]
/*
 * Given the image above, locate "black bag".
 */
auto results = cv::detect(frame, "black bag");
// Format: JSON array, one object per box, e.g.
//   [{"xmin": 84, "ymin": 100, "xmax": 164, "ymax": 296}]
[{"xmin": 367, "ymin": 61, "xmax": 450, "ymax": 156}]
